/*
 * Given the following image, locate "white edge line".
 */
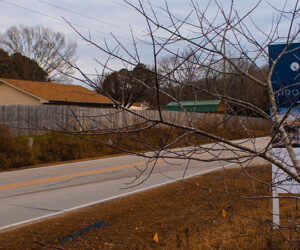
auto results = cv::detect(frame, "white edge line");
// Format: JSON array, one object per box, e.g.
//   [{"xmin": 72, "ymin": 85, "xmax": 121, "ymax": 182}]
[{"xmin": 0, "ymin": 163, "xmax": 236, "ymax": 232}]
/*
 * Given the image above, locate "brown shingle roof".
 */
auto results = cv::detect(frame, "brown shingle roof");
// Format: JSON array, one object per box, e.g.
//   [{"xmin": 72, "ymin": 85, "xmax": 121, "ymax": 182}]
[{"xmin": 0, "ymin": 78, "xmax": 113, "ymax": 104}]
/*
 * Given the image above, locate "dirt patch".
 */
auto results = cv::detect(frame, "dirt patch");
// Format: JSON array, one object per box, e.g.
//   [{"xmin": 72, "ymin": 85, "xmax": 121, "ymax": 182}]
[{"xmin": 0, "ymin": 165, "xmax": 299, "ymax": 249}]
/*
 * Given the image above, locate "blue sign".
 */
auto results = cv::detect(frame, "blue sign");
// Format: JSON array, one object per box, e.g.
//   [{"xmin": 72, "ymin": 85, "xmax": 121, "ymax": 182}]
[{"xmin": 269, "ymin": 43, "xmax": 300, "ymax": 109}]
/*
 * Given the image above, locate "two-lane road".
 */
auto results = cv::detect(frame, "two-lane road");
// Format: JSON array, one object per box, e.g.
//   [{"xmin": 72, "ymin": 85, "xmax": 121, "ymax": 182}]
[{"xmin": 0, "ymin": 137, "xmax": 268, "ymax": 231}]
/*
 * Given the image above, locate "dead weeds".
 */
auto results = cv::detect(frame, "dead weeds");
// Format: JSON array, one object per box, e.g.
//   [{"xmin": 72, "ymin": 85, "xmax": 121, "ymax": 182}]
[
  {"xmin": 0, "ymin": 164, "xmax": 299, "ymax": 249},
  {"xmin": 0, "ymin": 123, "xmax": 269, "ymax": 171}
]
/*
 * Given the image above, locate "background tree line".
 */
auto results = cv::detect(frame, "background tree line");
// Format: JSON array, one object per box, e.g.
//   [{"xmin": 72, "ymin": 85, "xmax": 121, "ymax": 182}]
[{"xmin": 95, "ymin": 51, "xmax": 269, "ymax": 116}]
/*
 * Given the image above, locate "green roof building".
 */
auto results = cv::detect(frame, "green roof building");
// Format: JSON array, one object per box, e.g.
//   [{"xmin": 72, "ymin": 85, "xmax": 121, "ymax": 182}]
[{"xmin": 164, "ymin": 100, "xmax": 224, "ymax": 113}]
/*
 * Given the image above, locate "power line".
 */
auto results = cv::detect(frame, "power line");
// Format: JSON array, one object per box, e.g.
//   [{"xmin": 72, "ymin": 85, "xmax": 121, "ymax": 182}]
[
  {"xmin": 0, "ymin": 0, "xmax": 138, "ymax": 43},
  {"xmin": 38, "ymin": 0, "xmax": 133, "ymax": 33},
  {"xmin": 0, "ymin": 0, "xmax": 61, "ymax": 21},
  {"xmin": 37, "ymin": 0, "xmax": 153, "ymax": 44},
  {"xmin": 0, "ymin": 0, "xmax": 190, "ymax": 64},
  {"xmin": 109, "ymin": 0, "xmax": 174, "ymax": 23},
  {"xmin": 109, "ymin": 0, "xmax": 195, "ymax": 43}
]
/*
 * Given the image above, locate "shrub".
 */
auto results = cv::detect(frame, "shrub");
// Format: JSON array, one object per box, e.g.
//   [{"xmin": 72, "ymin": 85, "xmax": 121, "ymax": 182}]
[
  {"xmin": 0, "ymin": 152, "xmax": 10, "ymax": 169},
  {"xmin": 0, "ymin": 125, "xmax": 33, "ymax": 170}
]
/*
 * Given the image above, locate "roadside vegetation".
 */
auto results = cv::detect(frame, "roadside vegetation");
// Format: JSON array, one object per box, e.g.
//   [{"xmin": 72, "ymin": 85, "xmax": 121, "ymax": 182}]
[
  {"xmin": 0, "ymin": 165, "xmax": 299, "ymax": 249},
  {"xmin": 0, "ymin": 124, "xmax": 268, "ymax": 171}
]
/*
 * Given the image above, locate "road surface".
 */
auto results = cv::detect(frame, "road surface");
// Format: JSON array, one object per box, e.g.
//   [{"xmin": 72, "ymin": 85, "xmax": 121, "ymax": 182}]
[{"xmin": 0, "ymin": 137, "xmax": 268, "ymax": 231}]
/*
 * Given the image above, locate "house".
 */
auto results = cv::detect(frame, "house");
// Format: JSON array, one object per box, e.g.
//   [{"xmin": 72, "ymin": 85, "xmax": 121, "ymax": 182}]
[
  {"xmin": 128, "ymin": 102, "xmax": 150, "ymax": 110},
  {"xmin": 164, "ymin": 100, "xmax": 225, "ymax": 113},
  {"xmin": 0, "ymin": 78, "xmax": 115, "ymax": 108}
]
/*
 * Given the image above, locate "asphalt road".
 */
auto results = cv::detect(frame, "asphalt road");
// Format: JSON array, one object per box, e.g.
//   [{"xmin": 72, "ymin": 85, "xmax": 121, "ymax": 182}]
[{"xmin": 0, "ymin": 137, "xmax": 268, "ymax": 231}]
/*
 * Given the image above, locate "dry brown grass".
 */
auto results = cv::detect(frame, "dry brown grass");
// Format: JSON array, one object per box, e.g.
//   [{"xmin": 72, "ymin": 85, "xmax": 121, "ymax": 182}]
[
  {"xmin": 0, "ymin": 164, "xmax": 299, "ymax": 249},
  {"xmin": 0, "ymin": 123, "xmax": 269, "ymax": 171}
]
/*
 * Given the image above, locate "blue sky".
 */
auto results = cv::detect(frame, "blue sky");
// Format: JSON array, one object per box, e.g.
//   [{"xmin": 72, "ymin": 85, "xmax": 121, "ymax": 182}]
[{"xmin": 0, "ymin": 0, "xmax": 298, "ymax": 85}]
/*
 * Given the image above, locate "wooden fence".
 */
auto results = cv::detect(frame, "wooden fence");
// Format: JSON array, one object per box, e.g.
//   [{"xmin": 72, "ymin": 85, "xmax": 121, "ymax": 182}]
[{"xmin": 0, "ymin": 105, "xmax": 271, "ymax": 136}]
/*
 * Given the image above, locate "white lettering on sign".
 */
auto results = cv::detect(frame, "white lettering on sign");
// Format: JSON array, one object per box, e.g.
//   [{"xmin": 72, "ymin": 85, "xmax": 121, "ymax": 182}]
[{"xmin": 277, "ymin": 89, "xmax": 299, "ymax": 97}]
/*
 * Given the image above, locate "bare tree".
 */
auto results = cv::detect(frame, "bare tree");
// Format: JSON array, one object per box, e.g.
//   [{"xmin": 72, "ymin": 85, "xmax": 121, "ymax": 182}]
[
  {"xmin": 0, "ymin": 0, "xmax": 297, "ymax": 243},
  {"xmin": 63, "ymin": 0, "xmax": 300, "ymax": 182},
  {"xmin": 39, "ymin": 0, "xmax": 300, "ymax": 240},
  {"xmin": 0, "ymin": 25, "xmax": 77, "ymax": 82},
  {"xmin": 158, "ymin": 49, "xmax": 206, "ymax": 102}
]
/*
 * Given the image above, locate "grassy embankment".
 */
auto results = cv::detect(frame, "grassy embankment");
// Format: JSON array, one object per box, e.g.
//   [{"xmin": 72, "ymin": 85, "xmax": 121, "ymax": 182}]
[
  {"xmin": 0, "ymin": 123, "xmax": 268, "ymax": 171},
  {"xmin": 0, "ymin": 164, "xmax": 299, "ymax": 249}
]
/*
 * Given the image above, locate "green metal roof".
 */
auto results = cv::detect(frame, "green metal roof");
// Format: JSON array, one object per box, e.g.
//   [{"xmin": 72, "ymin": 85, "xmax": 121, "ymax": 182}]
[
  {"xmin": 165, "ymin": 100, "xmax": 222, "ymax": 112},
  {"xmin": 166, "ymin": 100, "xmax": 221, "ymax": 106}
]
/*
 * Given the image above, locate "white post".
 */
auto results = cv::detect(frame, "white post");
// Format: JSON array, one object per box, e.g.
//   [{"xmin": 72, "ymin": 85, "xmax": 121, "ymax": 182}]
[
  {"xmin": 272, "ymin": 165, "xmax": 280, "ymax": 229},
  {"xmin": 272, "ymin": 189, "xmax": 280, "ymax": 229},
  {"xmin": 28, "ymin": 137, "xmax": 34, "ymax": 151}
]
